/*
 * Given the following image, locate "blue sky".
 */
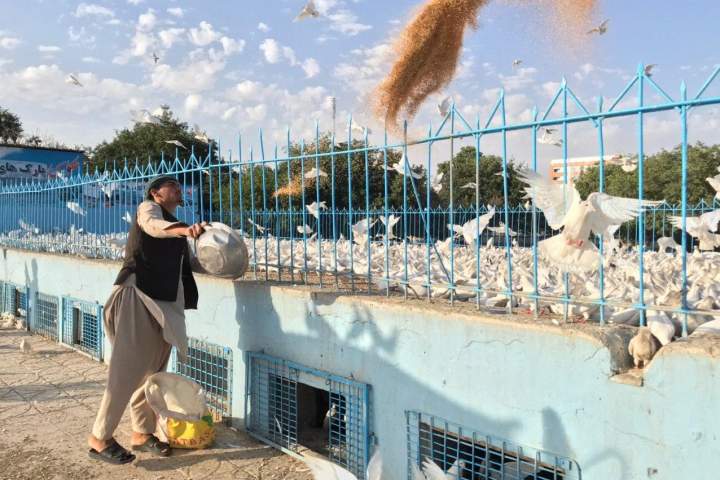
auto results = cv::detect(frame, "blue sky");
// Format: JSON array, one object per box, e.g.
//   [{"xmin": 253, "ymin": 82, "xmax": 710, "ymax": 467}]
[{"xmin": 0, "ymin": 0, "xmax": 719, "ymax": 170}]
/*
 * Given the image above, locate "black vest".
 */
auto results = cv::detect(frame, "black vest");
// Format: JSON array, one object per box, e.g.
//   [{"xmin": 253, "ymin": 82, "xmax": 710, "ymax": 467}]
[{"xmin": 115, "ymin": 204, "xmax": 199, "ymax": 309}]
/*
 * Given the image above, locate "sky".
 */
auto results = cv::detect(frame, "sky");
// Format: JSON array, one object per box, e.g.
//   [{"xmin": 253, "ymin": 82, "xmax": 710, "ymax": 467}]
[{"xmin": 0, "ymin": 0, "xmax": 719, "ymax": 173}]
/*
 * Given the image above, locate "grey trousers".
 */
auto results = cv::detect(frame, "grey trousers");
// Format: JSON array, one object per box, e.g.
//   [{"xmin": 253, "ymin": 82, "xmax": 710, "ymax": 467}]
[{"xmin": 91, "ymin": 285, "xmax": 172, "ymax": 441}]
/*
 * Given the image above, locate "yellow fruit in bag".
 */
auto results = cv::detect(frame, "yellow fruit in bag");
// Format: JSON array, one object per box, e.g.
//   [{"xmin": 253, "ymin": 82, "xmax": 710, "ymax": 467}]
[{"xmin": 166, "ymin": 411, "xmax": 215, "ymax": 449}]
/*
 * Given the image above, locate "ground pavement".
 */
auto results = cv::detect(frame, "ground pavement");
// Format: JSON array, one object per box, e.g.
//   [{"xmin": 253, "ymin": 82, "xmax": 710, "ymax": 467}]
[{"xmin": 0, "ymin": 326, "xmax": 313, "ymax": 480}]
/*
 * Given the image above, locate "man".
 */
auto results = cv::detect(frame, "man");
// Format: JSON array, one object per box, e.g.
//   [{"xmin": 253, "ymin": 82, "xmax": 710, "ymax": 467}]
[{"xmin": 88, "ymin": 175, "xmax": 207, "ymax": 464}]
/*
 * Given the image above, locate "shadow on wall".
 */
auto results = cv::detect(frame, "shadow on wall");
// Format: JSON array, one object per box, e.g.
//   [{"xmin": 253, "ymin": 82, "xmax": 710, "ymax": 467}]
[{"xmin": 230, "ymin": 283, "xmax": 536, "ymax": 469}]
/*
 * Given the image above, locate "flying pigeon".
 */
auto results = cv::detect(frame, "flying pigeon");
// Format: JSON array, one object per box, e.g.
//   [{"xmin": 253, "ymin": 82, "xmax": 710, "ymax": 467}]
[
  {"xmin": 294, "ymin": 0, "xmax": 320, "ymax": 21},
  {"xmin": 66, "ymin": 201, "xmax": 86, "ymax": 216},
  {"xmin": 165, "ymin": 140, "xmax": 187, "ymax": 150},
  {"xmin": 122, "ymin": 211, "xmax": 133, "ymax": 224},
  {"xmin": 518, "ymin": 168, "xmax": 661, "ymax": 270},
  {"xmin": 431, "ymin": 171, "xmax": 444, "ymax": 193},
  {"xmin": 628, "ymin": 326, "xmax": 660, "ymax": 368},
  {"xmin": 461, "ymin": 182, "xmax": 477, "ymax": 190},
  {"xmin": 437, "ymin": 96, "xmax": 451, "ymax": 117},
  {"xmin": 248, "ymin": 219, "xmax": 267, "ymax": 233},
  {"xmin": 411, "ymin": 458, "xmax": 462, "ymax": 480},
  {"xmin": 130, "ymin": 109, "xmax": 162, "ymax": 125},
  {"xmin": 297, "ymin": 224, "xmax": 313, "ymax": 235},
  {"xmin": 152, "ymin": 52, "xmax": 160, "ymax": 64},
  {"xmin": 670, "ymin": 209, "xmax": 720, "ymax": 251},
  {"xmin": 512, "ymin": 59, "xmax": 522, "ymax": 68},
  {"xmin": 304, "ymin": 167, "xmax": 328, "ymax": 180},
  {"xmin": 447, "ymin": 206, "xmax": 496, "ymax": 246},
  {"xmin": 386, "ymin": 154, "xmax": 423, "ymax": 179},
  {"xmin": 379, "ymin": 214, "xmax": 401, "ymax": 239},
  {"xmin": 587, "ymin": 19, "xmax": 609, "ymax": 35},
  {"xmin": 706, "ymin": 171, "xmax": 720, "ymax": 200},
  {"xmin": 306, "ymin": 201, "xmax": 327, "ymax": 219},
  {"xmin": 620, "ymin": 156, "xmax": 638, "ymax": 173},
  {"xmin": 538, "ymin": 130, "xmax": 563, "ymax": 147},
  {"xmin": 193, "ymin": 124, "xmax": 210, "ymax": 144},
  {"xmin": 644, "ymin": 64, "xmax": 657, "ymax": 77},
  {"xmin": 66, "ymin": 74, "xmax": 83, "ymax": 87}
]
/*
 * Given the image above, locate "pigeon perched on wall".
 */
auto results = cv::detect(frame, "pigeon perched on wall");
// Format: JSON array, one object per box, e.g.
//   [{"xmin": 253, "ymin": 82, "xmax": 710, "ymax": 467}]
[{"xmin": 628, "ymin": 327, "xmax": 660, "ymax": 368}]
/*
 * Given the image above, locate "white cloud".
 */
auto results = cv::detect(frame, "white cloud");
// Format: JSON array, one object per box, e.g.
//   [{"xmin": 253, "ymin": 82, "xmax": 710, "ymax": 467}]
[
  {"xmin": 74, "ymin": 3, "xmax": 115, "ymax": 18},
  {"xmin": 0, "ymin": 36, "xmax": 21, "ymax": 50},
  {"xmin": 82, "ymin": 56, "xmax": 100, "ymax": 63},
  {"xmin": 257, "ymin": 22, "xmax": 270, "ymax": 32},
  {"xmin": 259, "ymin": 38, "xmax": 281, "ymax": 64},
  {"xmin": 334, "ymin": 42, "xmax": 393, "ymax": 93},
  {"xmin": 184, "ymin": 94, "xmax": 202, "ymax": 114},
  {"xmin": 498, "ymin": 67, "xmax": 537, "ymax": 92},
  {"xmin": 151, "ymin": 55, "xmax": 226, "ymax": 94},
  {"xmin": 68, "ymin": 26, "xmax": 96, "ymax": 46},
  {"xmin": 158, "ymin": 28, "xmax": 185, "ymax": 48},
  {"xmin": 327, "ymin": 9, "xmax": 372, "ymax": 36},
  {"xmin": 37, "ymin": 45, "xmax": 62, "ymax": 53},
  {"xmin": 127, "ymin": 0, "xmax": 144, "ymax": 5},
  {"xmin": 282, "ymin": 46, "xmax": 297, "ymax": 65},
  {"xmin": 137, "ymin": 9, "xmax": 157, "ymax": 32},
  {"xmin": 167, "ymin": 7, "xmax": 184, "ymax": 18},
  {"xmin": 302, "ymin": 58, "xmax": 320, "ymax": 78},
  {"xmin": 189, "ymin": 21, "xmax": 221, "ymax": 46},
  {"xmin": 220, "ymin": 37, "xmax": 245, "ymax": 56}
]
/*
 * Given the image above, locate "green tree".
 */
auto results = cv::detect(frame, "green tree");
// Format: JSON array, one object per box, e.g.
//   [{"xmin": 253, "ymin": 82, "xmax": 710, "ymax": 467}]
[
  {"xmin": 0, "ymin": 107, "xmax": 23, "ymax": 143},
  {"xmin": 574, "ymin": 142, "xmax": 720, "ymax": 204},
  {"xmin": 91, "ymin": 105, "xmax": 211, "ymax": 172}
]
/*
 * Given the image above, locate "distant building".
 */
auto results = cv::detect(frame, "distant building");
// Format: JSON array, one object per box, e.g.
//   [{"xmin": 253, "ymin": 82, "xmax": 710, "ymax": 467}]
[
  {"xmin": 0, "ymin": 144, "xmax": 85, "ymax": 183},
  {"xmin": 549, "ymin": 155, "xmax": 626, "ymax": 184}
]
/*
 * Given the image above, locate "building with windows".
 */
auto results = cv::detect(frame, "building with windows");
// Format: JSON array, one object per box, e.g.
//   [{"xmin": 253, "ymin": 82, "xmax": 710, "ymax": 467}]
[{"xmin": 549, "ymin": 155, "xmax": 627, "ymax": 184}]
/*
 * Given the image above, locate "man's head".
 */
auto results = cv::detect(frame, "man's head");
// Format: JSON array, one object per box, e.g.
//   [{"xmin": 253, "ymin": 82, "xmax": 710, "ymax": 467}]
[{"xmin": 145, "ymin": 176, "xmax": 183, "ymax": 210}]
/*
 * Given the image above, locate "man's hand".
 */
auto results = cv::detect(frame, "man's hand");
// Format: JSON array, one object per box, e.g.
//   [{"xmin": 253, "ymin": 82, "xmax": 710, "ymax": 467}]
[{"xmin": 186, "ymin": 222, "xmax": 208, "ymax": 239}]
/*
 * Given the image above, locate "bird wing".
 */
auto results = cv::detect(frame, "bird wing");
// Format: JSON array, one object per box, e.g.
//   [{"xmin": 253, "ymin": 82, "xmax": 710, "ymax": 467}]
[
  {"xmin": 517, "ymin": 169, "xmax": 579, "ymax": 229},
  {"xmin": 303, "ymin": 454, "xmax": 358, "ymax": 480},
  {"xmin": 586, "ymin": 192, "xmax": 661, "ymax": 236},
  {"xmin": 420, "ymin": 459, "xmax": 448, "ymax": 480},
  {"xmin": 706, "ymin": 175, "xmax": 720, "ymax": 192},
  {"xmin": 700, "ymin": 209, "xmax": 720, "ymax": 232},
  {"xmin": 366, "ymin": 450, "xmax": 382, "ymax": 480},
  {"xmin": 670, "ymin": 215, "xmax": 702, "ymax": 237}
]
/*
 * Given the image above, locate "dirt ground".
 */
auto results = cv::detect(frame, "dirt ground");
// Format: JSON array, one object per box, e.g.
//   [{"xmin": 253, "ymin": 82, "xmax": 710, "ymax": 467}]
[{"xmin": 0, "ymin": 326, "xmax": 314, "ymax": 480}]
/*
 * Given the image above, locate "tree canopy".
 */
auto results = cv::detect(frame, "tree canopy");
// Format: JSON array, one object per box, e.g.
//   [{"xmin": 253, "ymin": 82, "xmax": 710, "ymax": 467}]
[{"xmin": 0, "ymin": 107, "xmax": 23, "ymax": 144}]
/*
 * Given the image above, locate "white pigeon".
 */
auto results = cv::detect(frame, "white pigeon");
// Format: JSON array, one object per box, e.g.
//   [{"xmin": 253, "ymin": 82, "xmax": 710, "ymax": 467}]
[
  {"xmin": 518, "ymin": 168, "xmax": 660, "ymax": 270},
  {"xmin": 538, "ymin": 131, "xmax": 563, "ymax": 147},
  {"xmin": 379, "ymin": 214, "xmax": 401, "ymax": 239},
  {"xmin": 387, "ymin": 154, "xmax": 423, "ymax": 179},
  {"xmin": 297, "ymin": 224, "xmax": 314, "ymax": 235},
  {"xmin": 447, "ymin": 206, "xmax": 496, "ymax": 246},
  {"xmin": 248, "ymin": 219, "xmax": 267, "ymax": 233},
  {"xmin": 411, "ymin": 458, "xmax": 461, "ymax": 480},
  {"xmin": 19, "ymin": 338, "xmax": 32, "ymax": 354},
  {"xmin": 130, "ymin": 109, "xmax": 162, "ymax": 125},
  {"xmin": 620, "ymin": 156, "xmax": 638, "ymax": 173},
  {"xmin": 352, "ymin": 217, "xmax": 376, "ymax": 243},
  {"xmin": 295, "ymin": 0, "xmax": 320, "ymax": 21},
  {"xmin": 656, "ymin": 236, "xmax": 680, "ymax": 253},
  {"xmin": 304, "ymin": 167, "xmax": 328, "ymax": 180},
  {"xmin": 487, "ymin": 222, "xmax": 517, "ymax": 237},
  {"xmin": 18, "ymin": 219, "xmax": 39, "ymax": 234},
  {"xmin": 66, "ymin": 201, "xmax": 86, "ymax": 216},
  {"xmin": 460, "ymin": 182, "xmax": 477, "ymax": 190},
  {"xmin": 306, "ymin": 201, "xmax": 327, "ymax": 219},
  {"xmin": 706, "ymin": 172, "xmax": 720, "ymax": 200},
  {"xmin": 122, "ymin": 211, "xmax": 133, "ymax": 224},
  {"xmin": 670, "ymin": 210, "xmax": 720, "ymax": 251},
  {"xmin": 431, "ymin": 171, "xmax": 444, "ymax": 194},
  {"xmin": 66, "ymin": 74, "xmax": 83, "ymax": 87},
  {"xmin": 587, "ymin": 19, "xmax": 609, "ymax": 35},
  {"xmin": 512, "ymin": 59, "xmax": 523, "ymax": 68},
  {"xmin": 165, "ymin": 140, "xmax": 187, "ymax": 150},
  {"xmin": 437, "ymin": 96, "xmax": 451, "ymax": 117},
  {"xmin": 99, "ymin": 182, "xmax": 117, "ymax": 198},
  {"xmin": 646, "ymin": 310, "xmax": 675, "ymax": 346},
  {"xmin": 193, "ymin": 124, "xmax": 210, "ymax": 144}
]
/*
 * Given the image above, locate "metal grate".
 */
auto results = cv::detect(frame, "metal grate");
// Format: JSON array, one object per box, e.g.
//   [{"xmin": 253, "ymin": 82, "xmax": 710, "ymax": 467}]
[
  {"xmin": 32, "ymin": 292, "xmax": 59, "ymax": 341},
  {"xmin": 246, "ymin": 352, "xmax": 371, "ymax": 479},
  {"xmin": 172, "ymin": 338, "xmax": 233, "ymax": 423},
  {"xmin": 406, "ymin": 411, "xmax": 581, "ymax": 480},
  {"xmin": 0, "ymin": 281, "xmax": 11, "ymax": 314},
  {"xmin": 60, "ymin": 296, "xmax": 103, "ymax": 360}
]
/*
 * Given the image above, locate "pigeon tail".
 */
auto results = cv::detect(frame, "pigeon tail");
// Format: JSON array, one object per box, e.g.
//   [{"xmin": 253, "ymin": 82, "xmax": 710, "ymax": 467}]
[{"xmin": 539, "ymin": 233, "xmax": 600, "ymax": 272}]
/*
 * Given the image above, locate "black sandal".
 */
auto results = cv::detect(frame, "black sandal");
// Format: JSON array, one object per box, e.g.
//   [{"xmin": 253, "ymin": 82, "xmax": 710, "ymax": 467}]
[
  {"xmin": 88, "ymin": 438, "xmax": 136, "ymax": 465},
  {"xmin": 131, "ymin": 434, "xmax": 171, "ymax": 457}
]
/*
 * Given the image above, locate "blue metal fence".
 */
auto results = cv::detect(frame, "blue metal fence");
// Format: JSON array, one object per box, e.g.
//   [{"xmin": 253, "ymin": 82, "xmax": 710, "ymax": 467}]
[
  {"xmin": 245, "ymin": 351, "xmax": 371, "ymax": 479},
  {"xmin": 60, "ymin": 296, "xmax": 103, "ymax": 360},
  {"xmin": 171, "ymin": 338, "xmax": 233, "ymax": 423},
  {"xmin": 1, "ymin": 64, "xmax": 720, "ymax": 335},
  {"xmin": 406, "ymin": 411, "xmax": 580, "ymax": 480}
]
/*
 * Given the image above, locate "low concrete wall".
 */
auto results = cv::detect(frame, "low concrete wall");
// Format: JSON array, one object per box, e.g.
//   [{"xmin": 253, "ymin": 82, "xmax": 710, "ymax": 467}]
[{"xmin": 2, "ymin": 247, "xmax": 719, "ymax": 479}]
